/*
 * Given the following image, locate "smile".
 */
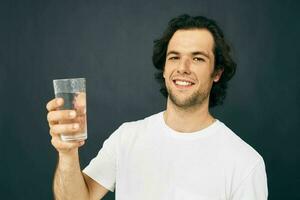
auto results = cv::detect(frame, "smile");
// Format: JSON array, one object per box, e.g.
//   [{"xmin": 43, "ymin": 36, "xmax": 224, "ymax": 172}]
[{"xmin": 172, "ymin": 79, "xmax": 195, "ymax": 88}]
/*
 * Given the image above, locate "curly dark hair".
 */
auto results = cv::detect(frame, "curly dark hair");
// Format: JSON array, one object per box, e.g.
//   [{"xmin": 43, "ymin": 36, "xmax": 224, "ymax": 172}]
[{"xmin": 152, "ymin": 14, "xmax": 237, "ymax": 108}]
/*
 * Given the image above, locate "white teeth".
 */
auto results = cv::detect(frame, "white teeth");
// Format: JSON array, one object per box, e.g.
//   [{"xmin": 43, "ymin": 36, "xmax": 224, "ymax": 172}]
[{"xmin": 175, "ymin": 80, "xmax": 192, "ymax": 86}]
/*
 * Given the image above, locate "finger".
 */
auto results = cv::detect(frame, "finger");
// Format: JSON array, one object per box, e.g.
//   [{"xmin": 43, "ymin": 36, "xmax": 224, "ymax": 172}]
[
  {"xmin": 47, "ymin": 110, "xmax": 76, "ymax": 122},
  {"xmin": 51, "ymin": 137, "xmax": 85, "ymax": 151},
  {"xmin": 50, "ymin": 123, "xmax": 80, "ymax": 136},
  {"xmin": 49, "ymin": 121, "xmax": 58, "ymax": 128},
  {"xmin": 75, "ymin": 106, "xmax": 86, "ymax": 116},
  {"xmin": 46, "ymin": 98, "xmax": 64, "ymax": 111}
]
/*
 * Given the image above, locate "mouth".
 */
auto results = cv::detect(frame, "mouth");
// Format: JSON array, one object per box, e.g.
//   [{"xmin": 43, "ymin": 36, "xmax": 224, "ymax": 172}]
[{"xmin": 172, "ymin": 78, "xmax": 195, "ymax": 89}]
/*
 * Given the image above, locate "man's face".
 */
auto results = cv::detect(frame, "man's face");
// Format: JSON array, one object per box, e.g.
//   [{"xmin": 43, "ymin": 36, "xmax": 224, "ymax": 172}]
[{"xmin": 163, "ymin": 29, "xmax": 223, "ymax": 109}]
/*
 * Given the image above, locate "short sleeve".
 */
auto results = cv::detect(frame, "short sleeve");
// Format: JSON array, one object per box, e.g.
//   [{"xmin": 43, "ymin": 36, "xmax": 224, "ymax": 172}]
[
  {"xmin": 83, "ymin": 126, "xmax": 121, "ymax": 192},
  {"xmin": 232, "ymin": 158, "xmax": 268, "ymax": 200}
]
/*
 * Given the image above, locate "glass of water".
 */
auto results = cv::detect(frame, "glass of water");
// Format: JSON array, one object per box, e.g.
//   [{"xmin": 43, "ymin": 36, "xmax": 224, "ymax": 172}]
[{"xmin": 53, "ymin": 78, "xmax": 87, "ymax": 141}]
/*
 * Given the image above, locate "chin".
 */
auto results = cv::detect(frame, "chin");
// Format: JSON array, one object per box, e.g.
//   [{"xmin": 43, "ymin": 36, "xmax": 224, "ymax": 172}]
[
  {"xmin": 169, "ymin": 94, "xmax": 197, "ymax": 108},
  {"xmin": 168, "ymin": 88, "xmax": 209, "ymax": 109}
]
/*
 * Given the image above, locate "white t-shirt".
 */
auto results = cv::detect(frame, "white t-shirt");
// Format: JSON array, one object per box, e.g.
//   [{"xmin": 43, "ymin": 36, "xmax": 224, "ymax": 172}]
[{"xmin": 83, "ymin": 112, "xmax": 268, "ymax": 200}]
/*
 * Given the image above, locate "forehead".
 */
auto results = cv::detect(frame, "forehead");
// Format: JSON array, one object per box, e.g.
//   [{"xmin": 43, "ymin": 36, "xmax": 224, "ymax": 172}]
[{"xmin": 167, "ymin": 29, "xmax": 215, "ymax": 55}]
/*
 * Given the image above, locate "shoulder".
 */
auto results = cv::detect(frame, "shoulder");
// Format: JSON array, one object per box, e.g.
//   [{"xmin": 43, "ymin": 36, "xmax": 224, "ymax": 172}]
[
  {"xmin": 119, "ymin": 111, "xmax": 161, "ymax": 130},
  {"xmin": 115, "ymin": 111, "xmax": 162, "ymax": 141},
  {"xmin": 215, "ymin": 121, "xmax": 268, "ymax": 196},
  {"xmin": 216, "ymin": 120, "xmax": 265, "ymax": 173}
]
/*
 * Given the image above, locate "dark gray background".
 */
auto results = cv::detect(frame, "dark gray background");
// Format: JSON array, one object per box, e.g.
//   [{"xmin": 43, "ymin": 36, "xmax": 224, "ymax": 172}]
[{"xmin": 1, "ymin": 0, "xmax": 299, "ymax": 199}]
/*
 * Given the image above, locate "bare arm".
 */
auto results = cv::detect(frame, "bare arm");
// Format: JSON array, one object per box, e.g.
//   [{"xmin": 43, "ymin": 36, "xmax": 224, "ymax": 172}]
[
  {"xmin": 83, "ymin": 173, "xmax": 109, "ymax": 200},
  {"xmin": 53, "ymin": 150, "xmax": 90, "ymax": 200},
  {"xmin": 47, "ymin": 98, "xmax": 109, "ymax": 200}
]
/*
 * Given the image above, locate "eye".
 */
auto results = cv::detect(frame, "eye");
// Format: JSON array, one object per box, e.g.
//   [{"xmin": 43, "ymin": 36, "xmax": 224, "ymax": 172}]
[
  {"xmin": 193, "ymin": 57, "xmax": 205, "ymax": 62},
  {"xmin": 168, "ymin": 56, "xmax": 179, "ymax": 60}
]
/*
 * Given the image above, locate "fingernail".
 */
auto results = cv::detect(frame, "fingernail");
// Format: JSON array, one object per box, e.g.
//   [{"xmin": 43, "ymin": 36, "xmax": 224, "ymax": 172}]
[
  {"xmin": 69, "ymin": 111, "xmax": 76, "ymax": 118},
  {"xmin": 73, "ymin": 123, "xmax": 79, "ymax": 129},
  {"xmin": 56, "ymin": 98, "xmax": 63, "ymax": 105}
]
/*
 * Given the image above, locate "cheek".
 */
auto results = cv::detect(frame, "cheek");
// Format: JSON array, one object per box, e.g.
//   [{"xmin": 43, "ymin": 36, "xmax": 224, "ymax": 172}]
[
  {"xmin": 193, "ymin": 69, "xmax": 214, "ymax": 85},
  {"xmin": 163, "ymin": 66, "xmax": 172, "ymax": 79}
]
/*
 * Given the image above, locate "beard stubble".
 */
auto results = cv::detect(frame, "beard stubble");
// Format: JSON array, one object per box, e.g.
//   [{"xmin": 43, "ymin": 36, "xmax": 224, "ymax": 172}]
[{"xmin": 167, "ymin": 83, "xmax": 211, "ymax": 110}]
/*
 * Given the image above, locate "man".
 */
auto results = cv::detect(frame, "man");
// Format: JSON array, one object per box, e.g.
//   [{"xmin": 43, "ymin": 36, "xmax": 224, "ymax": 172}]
[{"xmin": 46, "ymin": 14, "xmax": 268, "ymax": 199}]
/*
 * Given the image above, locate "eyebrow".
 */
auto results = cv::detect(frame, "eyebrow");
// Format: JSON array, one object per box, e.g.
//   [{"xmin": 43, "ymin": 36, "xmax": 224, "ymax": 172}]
[{"xmin": 166, "ymin": 50, "xmax": 210, "ymax": 59}]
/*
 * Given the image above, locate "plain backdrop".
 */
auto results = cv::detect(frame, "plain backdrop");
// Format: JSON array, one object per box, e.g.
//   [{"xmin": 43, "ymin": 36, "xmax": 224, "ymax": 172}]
[{"xmin": 0, "ymin": 0, "xmax": 299, "ymax": 199}]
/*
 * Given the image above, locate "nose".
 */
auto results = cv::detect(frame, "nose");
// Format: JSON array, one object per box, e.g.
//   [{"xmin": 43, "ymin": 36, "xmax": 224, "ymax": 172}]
[{"xmin": 177, "ymin": 57, "xmax": 191, "ymax": 74}]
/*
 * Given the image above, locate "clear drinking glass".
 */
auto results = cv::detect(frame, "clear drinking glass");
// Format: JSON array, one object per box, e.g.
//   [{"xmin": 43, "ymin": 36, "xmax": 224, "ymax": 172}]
[{"xmin": 53, "ymin": 78, "xmax": 87, "ymax": 141}]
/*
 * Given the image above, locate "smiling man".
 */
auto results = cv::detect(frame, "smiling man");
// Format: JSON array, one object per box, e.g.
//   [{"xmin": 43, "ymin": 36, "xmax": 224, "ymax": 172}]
[
  {"xmin": 47, "ymin": 14, "xmax": 268, "ymax": 200},
  {"xmin": 163, "ymin": 29, "xmax": 222, "ymax": 132}
]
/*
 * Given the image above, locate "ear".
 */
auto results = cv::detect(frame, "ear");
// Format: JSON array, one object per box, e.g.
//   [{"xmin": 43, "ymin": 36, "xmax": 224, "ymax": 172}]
[{"xmin": 213, "ymin": 68, "xmax": 224, "ymax": 82}]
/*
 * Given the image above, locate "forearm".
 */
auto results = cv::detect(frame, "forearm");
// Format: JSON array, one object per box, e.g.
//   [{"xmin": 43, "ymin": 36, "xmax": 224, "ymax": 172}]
[{"xmin": 53, "ymin": 150, "xmax": 90, "ymax": 200}]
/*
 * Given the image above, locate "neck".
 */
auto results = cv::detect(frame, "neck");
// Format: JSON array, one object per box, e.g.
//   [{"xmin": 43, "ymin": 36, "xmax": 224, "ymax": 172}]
[{"xmin": 164, "ymin": 98, "xmax": 216, "ymax": 133}]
